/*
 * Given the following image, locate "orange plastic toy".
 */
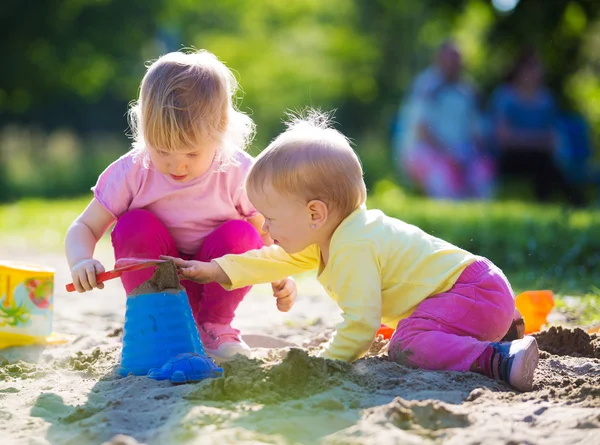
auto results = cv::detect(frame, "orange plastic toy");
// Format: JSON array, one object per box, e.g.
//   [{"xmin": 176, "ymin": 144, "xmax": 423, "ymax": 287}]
[
  {"xmin": 376, "ymin": 324, "xmax": 394, "ymax": 340},
  {"xmin": 515, "ymin": 290, "xmax": 555, "ymax": 334}
]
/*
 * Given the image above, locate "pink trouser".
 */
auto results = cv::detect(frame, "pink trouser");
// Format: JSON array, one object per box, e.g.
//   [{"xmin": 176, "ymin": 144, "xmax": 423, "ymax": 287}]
[
  {"xmin": 388, "ymin": 258, "xmax": 515, "ymax": 371},
  {"xmin": 111, "ymin": 209, "xmax": 263, "ymax": 325},
  {"xmin": 402, "ymin": 143, "xmax": 495, "ymax": 200}
]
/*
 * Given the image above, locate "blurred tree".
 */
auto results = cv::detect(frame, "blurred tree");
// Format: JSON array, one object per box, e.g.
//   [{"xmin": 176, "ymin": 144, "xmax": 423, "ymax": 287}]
[
  {"xmin": 1, "ymin": 0, "xmax": 600, "ymax": 162},
  {"xmin": 159, "ymin": 0, "xmax": 380, "ymax": 148},
  {"xmin": 0, "ymin": 0, "xmax": 166, "ymax": 132},
  {"xmin": 484, "ymin": 0, "xmax": 600, "ymax": 108}
]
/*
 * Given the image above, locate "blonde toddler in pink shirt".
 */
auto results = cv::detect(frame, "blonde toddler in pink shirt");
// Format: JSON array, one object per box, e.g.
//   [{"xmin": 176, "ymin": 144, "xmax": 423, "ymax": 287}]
[{"xmin": 65, "ymin": 50, "xmax": 297, "ymax": 360}]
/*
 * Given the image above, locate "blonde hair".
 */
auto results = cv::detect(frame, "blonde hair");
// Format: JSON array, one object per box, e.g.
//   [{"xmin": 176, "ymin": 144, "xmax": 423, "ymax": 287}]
[
  {"xmin": 247, "ymin": 110, "xmax": 367, "ymax": 218},
  {"xmin": 128, "ymin": 49, "xmax": 255, "ymax": 169}
]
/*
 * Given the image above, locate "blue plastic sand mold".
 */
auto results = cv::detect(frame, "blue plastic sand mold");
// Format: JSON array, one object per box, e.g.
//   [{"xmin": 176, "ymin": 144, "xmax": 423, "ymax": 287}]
[
  {"xmin": 117, "ymin": 289, "xmax": 209, "ymax": 377},
  {"xmin": 148, "ymin": 352, "xmax": 224, "ymax": 383}
]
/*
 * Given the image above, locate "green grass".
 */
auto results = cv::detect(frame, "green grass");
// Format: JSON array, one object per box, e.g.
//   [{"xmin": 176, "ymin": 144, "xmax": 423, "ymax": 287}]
[
  {"xmin": 0, "ymin": 196, "xmax": 93, "ymax": 252},
  {"xmin": 554, "ymin": 291, "xmax": 600, "ymax": 326},
  {"xmin": 0, "ymin": 128, "xmax": 126, "ymax": 202}
]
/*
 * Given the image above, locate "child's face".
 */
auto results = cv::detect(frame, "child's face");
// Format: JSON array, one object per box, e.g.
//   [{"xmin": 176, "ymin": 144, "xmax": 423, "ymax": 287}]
[
  {"xmin": 248, "ymin": 185, "xmax": 316, "ymax": 254},
  {"xmin": 148, "ymin": 142, "xmax": 218, "ymax": 182}
]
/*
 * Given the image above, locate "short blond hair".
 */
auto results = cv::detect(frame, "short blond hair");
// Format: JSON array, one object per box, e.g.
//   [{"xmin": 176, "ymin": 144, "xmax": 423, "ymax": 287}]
[
  {"xmin": 247, "ymin": 110, "xmax": 367, "ymax": 218},
  {"xmin": 128, "ymin": 49, "xmax": 255, "ymax": 169}
]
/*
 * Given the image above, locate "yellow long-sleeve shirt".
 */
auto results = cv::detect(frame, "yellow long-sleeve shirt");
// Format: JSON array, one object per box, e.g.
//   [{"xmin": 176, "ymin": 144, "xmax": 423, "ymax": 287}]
[{"xmin": 214, "ymin": 206, "xmax": 477, "ymax": 362}]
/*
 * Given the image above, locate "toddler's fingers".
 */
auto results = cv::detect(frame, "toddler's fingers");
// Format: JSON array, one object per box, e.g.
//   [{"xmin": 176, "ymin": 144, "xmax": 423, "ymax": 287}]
[
  {"xmin": 86, "ymin": 265, "xmax": 98, "ymax": 289},
  {"xmin": 160, "ymin": 255, "xmax": 185, "ymax": 266},
  {"xmin": 97, "ymin": 282, "xmax": 105, "ymax": 290},
  {"xmin": 78, "ymin": 274, "xmax": 92, "ymax": 292},
  {"xmin": 178, "ymin": 266, "xmax": 194, "ymax": 276},
  {"xmin": 178, "ymin": 266, "xmax": 207, "ymax": 283},
  {"xmin": 73, "ymin": 276, "xmax": 85, "ymax": 293},
  {"xmin": 277, "ymin": 296, "xmax": 293, "ymax": 312},
  {"xmin": 273, "ymin": 287, "xmax": 290, "ymax": 299},
  {"xmin": 83, "ymin": 279, "xmax": 94, "ymax": 292},
  {"xmin": 279, "ymin": 304, "xmax": 292, "ymax": 312}
]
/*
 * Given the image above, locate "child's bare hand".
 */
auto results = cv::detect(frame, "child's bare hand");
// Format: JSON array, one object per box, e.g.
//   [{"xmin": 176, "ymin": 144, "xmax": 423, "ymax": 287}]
[
  {"xmin": 70, "ymin": 259, "xmax": 105, "ymax": 293},
  {"xmin": 271, "ymin": 277, "xmax": 297, "ymax": 312},
  {"xmin": 160, "ymin": 256, "xmax": 231, "ymax": 285}
]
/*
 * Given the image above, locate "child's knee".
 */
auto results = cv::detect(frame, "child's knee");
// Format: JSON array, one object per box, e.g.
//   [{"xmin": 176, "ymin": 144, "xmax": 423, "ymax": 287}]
[
  {"xmin": 115, "ymin": 209, "xmax": 160, "ymax": 231},
  {"xmin": 214, "ymin": 219, "xmax": 263, "ymax": 254},
  {"xmin": 112, "ymin": 209, "xmax": 165, "ymax": 244},
  {"xmin": 387, "ymin": 323, "xmax": 417, "ymax": 366},
  {"xmin": 388, "ymin": 338, "xmax": 413, "ymax": 365}
]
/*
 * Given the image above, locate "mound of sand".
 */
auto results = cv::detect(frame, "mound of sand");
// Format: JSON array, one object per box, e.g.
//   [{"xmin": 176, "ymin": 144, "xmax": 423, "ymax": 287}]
[
  {"xmin": 129, "ymin": 261, "xmax": 183, "ymax": 296},
  {"xmin": 534, "ymin": 326, "xmax": 600, "ymax": 359}
]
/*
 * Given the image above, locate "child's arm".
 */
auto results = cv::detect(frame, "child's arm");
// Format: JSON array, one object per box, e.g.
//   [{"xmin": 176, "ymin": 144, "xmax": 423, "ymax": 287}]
[
  {"xmin": 165, "ymin": 257, "xmax": 232, "ymax": 285},
  {"xmin": 317, "ymin": 245, "xmax": 383, "ymax": 362},
  {"xmin": 167, "ymin": 256, "xmax": 298, "ymax": 312},
  {"xmin": 165, "ymin": 244, "xmax": 319, "ymax": 288},
  {"xmin": 65, "ymin": 198, "xmax": 116, "ymax": 292}
]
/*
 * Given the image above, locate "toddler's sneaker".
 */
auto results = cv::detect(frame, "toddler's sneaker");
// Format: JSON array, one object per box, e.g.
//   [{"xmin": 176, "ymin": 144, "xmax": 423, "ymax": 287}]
[
  {"xmin": 477, "ymin": 336, "xmax": 539, "ymax": 392},
  {"xmin": 198, "ymin": 322, "xmax": 251, "ymax": 361}
]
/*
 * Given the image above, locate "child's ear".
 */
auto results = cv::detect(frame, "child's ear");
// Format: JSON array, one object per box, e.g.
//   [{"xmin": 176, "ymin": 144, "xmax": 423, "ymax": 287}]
[{"xmin": 306, "ymin": 200, "xmax": 329, "ymax": 228}]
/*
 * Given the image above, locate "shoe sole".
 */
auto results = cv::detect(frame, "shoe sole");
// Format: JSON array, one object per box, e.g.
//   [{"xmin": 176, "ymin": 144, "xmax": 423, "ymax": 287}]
[
  {"xmin": 509, "ymin": 336, "xmax": 539, "ymax": 392},
  {"xmin": 204, "ymin": 345, "xmax": 252, "ymax": 363}
]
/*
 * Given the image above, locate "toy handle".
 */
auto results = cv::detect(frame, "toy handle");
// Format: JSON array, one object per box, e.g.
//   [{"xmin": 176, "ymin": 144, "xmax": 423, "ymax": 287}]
[{"xmin": 65, "ymin": 269, "xmax": 123, "ymax": 292}]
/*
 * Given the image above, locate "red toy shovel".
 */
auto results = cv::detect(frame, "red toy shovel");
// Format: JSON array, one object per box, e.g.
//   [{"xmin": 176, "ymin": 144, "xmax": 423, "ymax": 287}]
[{"xmin": 65, "ymin": 258, "xmax": 166, "ymax": 292}]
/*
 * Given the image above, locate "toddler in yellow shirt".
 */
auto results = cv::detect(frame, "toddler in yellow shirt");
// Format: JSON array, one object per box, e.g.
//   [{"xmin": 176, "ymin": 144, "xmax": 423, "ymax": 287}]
[{"xmin": 165, "ymin": 110, "xmax": 540, "ymax": 392}]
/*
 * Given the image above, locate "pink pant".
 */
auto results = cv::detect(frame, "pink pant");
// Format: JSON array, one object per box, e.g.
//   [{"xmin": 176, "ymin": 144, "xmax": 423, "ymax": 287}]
[
  {"xmin": 403, "ymin": 143, "xmax": 495, "ymax": 200},
  {"xmin": 388, "ymin": 258, "xmax": 515, "ymax": 371},
  {"xmin": 111, "ymin": 209, "xmax": 263, "ymax": 325}
]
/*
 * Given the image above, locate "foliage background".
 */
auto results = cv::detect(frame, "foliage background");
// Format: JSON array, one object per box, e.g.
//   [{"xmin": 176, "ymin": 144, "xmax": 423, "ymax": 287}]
[{"xmin": 3, "ymin": 0, "xmax": 600, "ymax": 200}]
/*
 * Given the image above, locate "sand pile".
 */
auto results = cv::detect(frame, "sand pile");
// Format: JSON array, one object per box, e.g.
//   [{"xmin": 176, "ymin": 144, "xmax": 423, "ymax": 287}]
[
  {"xmin": 534, "ymin": 326, "xmax": 600, "ymax": 358},
  {"xmin": 129, "ymin": 260, "xmax": 182, "ymax": 296}
]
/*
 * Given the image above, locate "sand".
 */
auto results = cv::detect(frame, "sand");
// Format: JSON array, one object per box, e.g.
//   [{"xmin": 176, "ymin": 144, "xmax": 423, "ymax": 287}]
[
  {"xmin": 1, "ymin": 250, "xmax": 599, "ymax": 445},
  {"xmin": 129, "ymin": 261, "xmax": 183, "ymax": 296}
]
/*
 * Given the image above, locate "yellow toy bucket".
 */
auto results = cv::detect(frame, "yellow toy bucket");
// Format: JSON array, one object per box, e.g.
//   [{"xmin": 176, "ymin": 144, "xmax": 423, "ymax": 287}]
[{"xmin": 0, "ymin": 260, "xmax": 61, "ymax": 349}]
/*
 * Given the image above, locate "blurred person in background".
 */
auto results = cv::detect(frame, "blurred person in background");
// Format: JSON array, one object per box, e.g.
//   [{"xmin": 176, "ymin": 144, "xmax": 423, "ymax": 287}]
[
  {"xmin": 488, "ymin": 49, "xmax": 586, "ymax": 206},
  {"xmin": 395, "ymin": 41, "xmax": 495, "ymax": 200}
]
